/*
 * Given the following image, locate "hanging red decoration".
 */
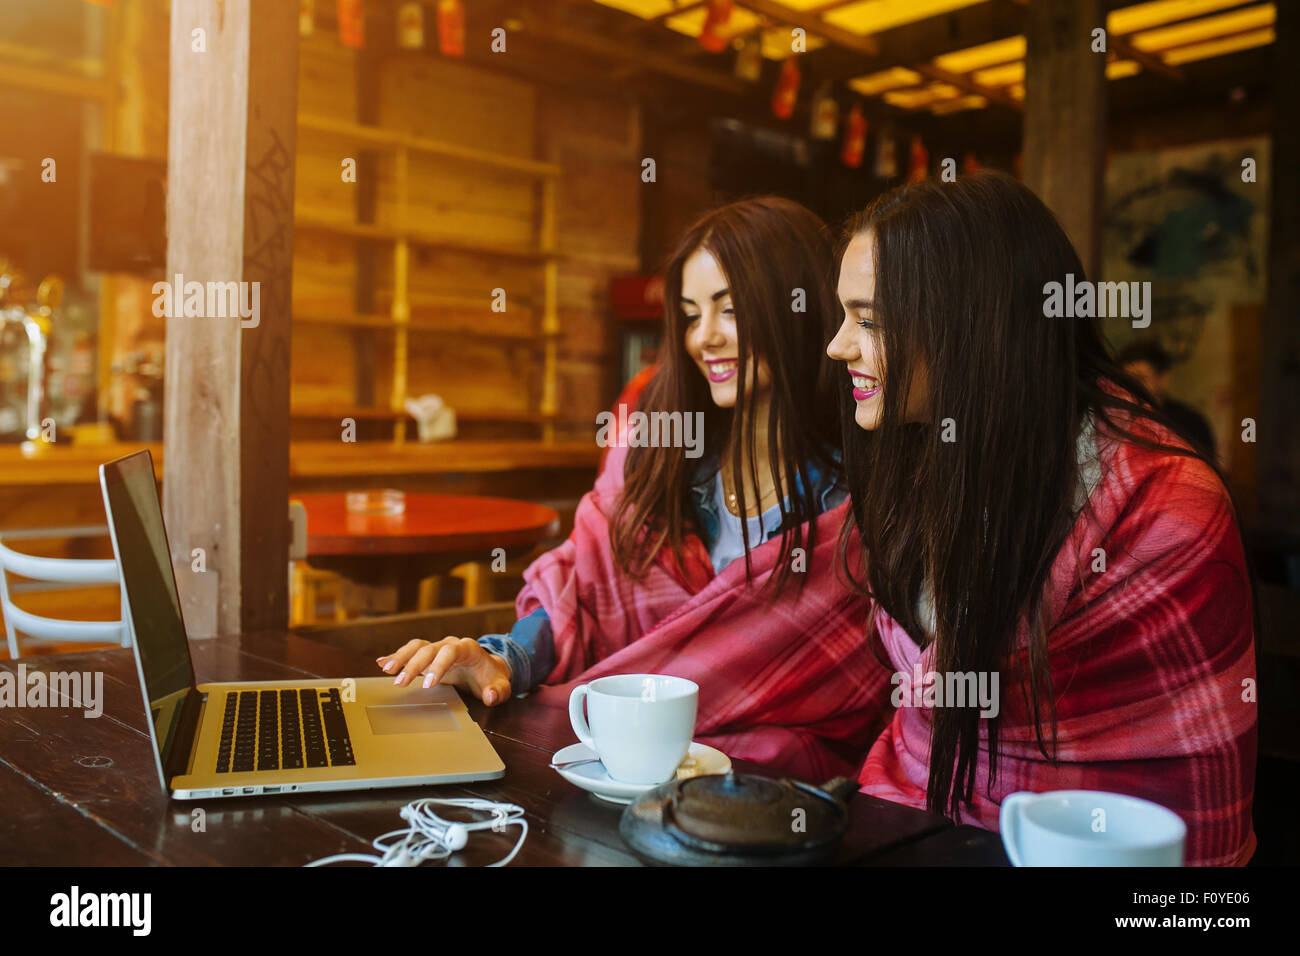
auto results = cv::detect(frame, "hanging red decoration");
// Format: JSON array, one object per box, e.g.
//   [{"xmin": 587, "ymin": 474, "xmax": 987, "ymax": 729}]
[
  {"xmin": 841, "ymin": 104, "xmax": 867, "ymax": 168},
  {"xmin": 962, "ymin": 151, "xmax": 981, "ymax": 175},
  {"xmin": 699, "ymin": 0, "xmax": 734, "ymax": 54},
  {"xmin": 907, "ymin": 134, "xmax": 928, "ymax": 183},
  {"xmin": 437, "ymin": 0, "xmax": 465, "ymax": 57},
  {"xmin": 337, "ymin": 0, "xmax": 364, "ymax": 49},
  {"xmin": 771, "ymin": 58, "xmax": 801, "ymax": 120}
]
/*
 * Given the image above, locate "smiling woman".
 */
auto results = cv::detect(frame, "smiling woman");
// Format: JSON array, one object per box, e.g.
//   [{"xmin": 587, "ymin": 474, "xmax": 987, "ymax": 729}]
[
  {"xmin": 831, "ymin": 171, "xmax": 1258, "ymax": 867},
  {"xmin": 379, "ymin": 197, "xmax": 895, "ymax": 780}
]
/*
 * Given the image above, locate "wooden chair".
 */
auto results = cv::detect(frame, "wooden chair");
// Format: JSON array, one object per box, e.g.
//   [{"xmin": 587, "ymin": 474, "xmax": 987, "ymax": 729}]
[
  {"xmin": 288, "ymin": 500, "xmax": 346, "ymax": 626},
  {"xmin": 0, "ymin": 539, "xmax": 127, "ymax": 658}
]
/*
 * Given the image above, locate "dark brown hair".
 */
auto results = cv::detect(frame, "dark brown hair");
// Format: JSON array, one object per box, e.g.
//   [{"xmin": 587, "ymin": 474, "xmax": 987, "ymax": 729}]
[{"xmin": 610, "ymin": 196, "xmax": 842, "ymax": 595}]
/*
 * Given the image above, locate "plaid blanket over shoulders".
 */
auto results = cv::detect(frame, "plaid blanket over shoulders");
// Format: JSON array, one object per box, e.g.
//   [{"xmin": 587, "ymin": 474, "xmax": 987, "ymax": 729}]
[
  {"xmin": 858, "ymin": 417, "xmax": 1258, "ymax": 866},
  {"xmin": 517, "ymin": 443, "xmax": 894, "ymax": 781}
]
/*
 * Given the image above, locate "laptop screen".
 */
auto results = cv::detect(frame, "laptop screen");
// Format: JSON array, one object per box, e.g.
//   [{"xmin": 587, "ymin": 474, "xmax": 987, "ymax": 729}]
[{"xmin": 100, "ymin": 450, "xmax": 200, "ymax": 787}]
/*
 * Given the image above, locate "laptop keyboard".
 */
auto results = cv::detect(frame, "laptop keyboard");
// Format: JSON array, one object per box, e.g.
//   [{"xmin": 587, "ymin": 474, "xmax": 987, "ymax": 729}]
[{"xmin": 215, "ymin": 688, "xmax": 355, "ymax": 774}]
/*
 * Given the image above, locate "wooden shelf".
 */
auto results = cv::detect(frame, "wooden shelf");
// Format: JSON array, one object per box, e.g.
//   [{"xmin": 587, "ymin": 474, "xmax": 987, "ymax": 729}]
[
  {"xmin": 0, "ymin": 61, "xmax": 113, "ymax": 103},
  {"xmin": 291, "ymin": 406, "xmax": 567, "ymax": 424},
  {"xmin": 295, "ymin": 213, "xmax": 559, "ymax": 262},
  {"xmin": 294, "ymin": 312, "xmax": 393, "ymax": 329},
  {"xmin": 297, "ymin": 113, "xmax": 562, "ymax": 179},
  {"xmin": 404, "ymin": 320, "xmax": 560, "ymax": 343},
  {"xmin": 0, "ymin": 441, "xmax": 600, "ymax": 486},
  {"xmin": 298, "ymin": 292, "xmax": 540, "ymax": 316},
  {"xmin": 293, "ymin": 97, "xmax": 563, "ymax": 443},
  {"xmin": 402, "ymin": 291, "xmax": 540, "ymax": 312},
  {"xmin": 293, "ymin": 406, "xmax": 412, "ymax": 421},
  {"xmin": 292, "ymin": 311, "xmax": 559, "ymax": 344}
]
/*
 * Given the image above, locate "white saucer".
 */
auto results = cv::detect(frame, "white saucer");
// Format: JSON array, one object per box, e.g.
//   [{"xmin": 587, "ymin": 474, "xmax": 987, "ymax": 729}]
[{"xmin": 550, "ymin": 741, "xmax": 732, "ymax": 805}]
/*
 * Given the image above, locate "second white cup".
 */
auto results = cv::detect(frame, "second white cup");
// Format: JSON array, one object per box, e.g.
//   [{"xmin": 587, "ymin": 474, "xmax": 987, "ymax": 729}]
[
  {"xmin": 568, "ymin": 674, "xmax": 698, "ymax": 785},
  {"xmin": 1000, "ymin": 790, "xmax": 1187, "ymax": 866}
]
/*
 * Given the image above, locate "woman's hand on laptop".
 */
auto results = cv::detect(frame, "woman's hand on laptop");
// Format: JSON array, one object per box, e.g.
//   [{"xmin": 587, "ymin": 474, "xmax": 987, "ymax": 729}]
[{"xmin": 376, "ymin": 638, "xmax": 513, "ymax": 705}]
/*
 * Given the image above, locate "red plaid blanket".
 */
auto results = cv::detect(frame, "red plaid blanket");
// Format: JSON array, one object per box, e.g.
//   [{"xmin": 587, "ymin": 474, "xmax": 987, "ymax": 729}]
[
  {"xmin": 858, "ymin": 418, "xmax": 1258, "ymax": 866},
  {"xmin": 519, "ymin": 443, "xmax": 894, "ymax": 781}
]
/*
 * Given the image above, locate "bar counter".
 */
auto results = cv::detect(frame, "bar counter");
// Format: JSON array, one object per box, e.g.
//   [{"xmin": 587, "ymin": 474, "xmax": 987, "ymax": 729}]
[{"xmin": 0, "ymin": 440, "xmax": 601, "ymax": 530}]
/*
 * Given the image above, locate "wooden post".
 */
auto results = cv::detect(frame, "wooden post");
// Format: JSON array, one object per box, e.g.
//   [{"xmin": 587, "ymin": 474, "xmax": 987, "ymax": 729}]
[
  {"xmin": 539, "ymin": 147, "xmax": 559, "ymax": 444},
  {"xmin": 163, "ymin": 1, "xmax": 298, "ymax": 637},
  {"xmin": 391, "ymin": 143, "xmax": 411, "ymax": 446},
  {"xmin": 1257, "ymin": 0, "xmax": 1300, "ymax": 532},
  {"xmin": 1022, "ymin": 0, "xmax": 1106, "ymax": 278}
]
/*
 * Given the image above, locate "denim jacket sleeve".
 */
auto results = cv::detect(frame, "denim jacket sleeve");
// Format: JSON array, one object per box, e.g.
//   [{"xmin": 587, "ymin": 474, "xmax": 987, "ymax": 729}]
[{"xmin": 476, "ymin": 607, "xmax": 555, "ymax": 698}]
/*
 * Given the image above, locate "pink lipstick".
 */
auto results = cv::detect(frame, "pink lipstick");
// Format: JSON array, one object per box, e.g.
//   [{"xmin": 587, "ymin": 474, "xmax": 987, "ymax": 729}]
[
  {"xmin": 705, "ymin": 358, "xmax": 738, "ymax": 383},
  {"xmin": 848, "ymin": 368, "xmax": 880, "ymax": 401}
]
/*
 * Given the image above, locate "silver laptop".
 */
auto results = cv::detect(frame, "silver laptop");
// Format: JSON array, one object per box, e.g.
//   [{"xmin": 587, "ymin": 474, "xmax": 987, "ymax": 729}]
[{"xmin": 99, "ymin": 449, "xmax": 504, "ymax": 800}]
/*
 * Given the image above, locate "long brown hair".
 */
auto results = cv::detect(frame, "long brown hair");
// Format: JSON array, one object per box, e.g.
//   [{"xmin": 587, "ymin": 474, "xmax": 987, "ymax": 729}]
[
  {"xmin": 610, "ymin": 196, "xmax": 842, "ymax": 595},
  {"xmin": 836, "ymin": 171, "xmax": 1254, "ymax": 819}
]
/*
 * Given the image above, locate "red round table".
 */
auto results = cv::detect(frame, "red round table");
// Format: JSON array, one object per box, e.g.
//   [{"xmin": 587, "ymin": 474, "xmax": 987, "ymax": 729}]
[{"xmin": 295, "ymin": 492, "xmax": 560, "ymax": 612}]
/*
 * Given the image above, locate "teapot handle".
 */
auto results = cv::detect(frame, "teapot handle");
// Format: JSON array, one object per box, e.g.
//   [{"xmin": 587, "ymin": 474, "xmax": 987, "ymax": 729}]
[{"xmin": 820, "ymin": 777, "xmax": 860, "ymax": 804}]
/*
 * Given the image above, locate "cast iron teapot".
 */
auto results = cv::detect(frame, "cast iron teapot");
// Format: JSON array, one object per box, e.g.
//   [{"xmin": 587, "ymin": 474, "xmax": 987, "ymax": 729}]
[{"xmin": 619, "ymin": 770, "xmax": 857, "ymax": 866}]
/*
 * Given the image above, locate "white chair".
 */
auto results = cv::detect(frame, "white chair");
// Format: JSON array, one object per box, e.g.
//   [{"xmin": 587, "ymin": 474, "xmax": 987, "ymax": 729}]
[{"xmin": 0, "ymin": 538, "xmax": 128, "ymax": 658}]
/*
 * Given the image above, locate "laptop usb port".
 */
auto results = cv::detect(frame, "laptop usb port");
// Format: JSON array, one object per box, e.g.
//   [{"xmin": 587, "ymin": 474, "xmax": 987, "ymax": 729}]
[
  {"xmin": 242, "ymin": 787, "xmax": 255, "ymax": 794},
  {"xmin": 264, "ymin": 786, "xmax": 280, "ymax": 793}
]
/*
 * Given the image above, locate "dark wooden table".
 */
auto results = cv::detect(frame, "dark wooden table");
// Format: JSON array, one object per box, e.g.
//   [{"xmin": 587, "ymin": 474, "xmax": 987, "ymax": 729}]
[
  {"xmin": 296, "ymin": 491, "xmax": 560, "ymax": 609},
  {"xmin": 0, "ymin": 631, "xmax": 1009, "ymax": 866}
]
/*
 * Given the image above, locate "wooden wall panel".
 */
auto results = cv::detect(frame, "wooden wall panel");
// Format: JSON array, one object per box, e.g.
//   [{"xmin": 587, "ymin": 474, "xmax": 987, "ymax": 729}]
[
  {"xmin": 386, "ymin": 341, "xmax": 538, "ymax": 418},
  {"xmin": 297, "ymin": 34, "xmax": 356, "ymax": 117},
  {"xmin": 383, "ymin": 156, "xmax": 536, "ymax": 246},
  {"xmin": 378, "ymin": 57, "xmax": 536, "ymax": 155},
  {"xmin": 288, "ymin": 38, "xmax": 641, "ymax": 435}
]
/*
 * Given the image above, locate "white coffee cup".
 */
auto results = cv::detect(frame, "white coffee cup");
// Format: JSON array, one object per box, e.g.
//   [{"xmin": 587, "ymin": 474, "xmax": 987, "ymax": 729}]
[
  {"xmin": 568, "ymin": 674, "xmax": 698, "ymax": 785},
  {"xmin": 1000, "ymin": 790, "xmax": 1186, "ymax": 866}
]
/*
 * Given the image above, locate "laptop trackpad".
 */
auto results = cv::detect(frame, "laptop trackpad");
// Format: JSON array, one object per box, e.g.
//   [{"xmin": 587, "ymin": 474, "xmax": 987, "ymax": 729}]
[{"xmin": 365, "ymin": 702, "xmax": 461, "ymax": 735}]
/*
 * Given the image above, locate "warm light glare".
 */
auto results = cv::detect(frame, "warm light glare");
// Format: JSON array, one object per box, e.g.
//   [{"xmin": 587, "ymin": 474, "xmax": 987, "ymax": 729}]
[
  {"xmin": 930, "ymin": 94, "xmax": 987, "ymax": 114},
  {"xmin": 760, "ymin": 0, "xmax": 833, "ymax": 9},
  {"xmin": 761, "ymin": 27, "xmax": 827, "ymax": 59},
  {"xmin": 972, "ymin": 60, "xmax": 1025, "ymax": 87},
  {"xmin": 1108, "ymin": 0, "xmax": 1253, "ymax": 36},
  {"xmin": 1131, "ymin": 4, "xmax": 1274, "ymax": 52},
  {"xmin": 665, "ymin": 5, "xmax": 761, "ymax": 39},
  {"xmin": 1106, "ymin": 59, "xmax": 1142, "ymax": 78},
  {"xmin": 1162, "ymin": 26, "xmax": 1275, "ymax": 63},
  {"xmin": 824, "ymin": 0, "xmax": 985, "ymax": 37},
  {"xmin": 883, "ymin": 82, "xmax": 961, "ymax": 109},
  {"xmin": 589, "ymin": 0, "xmax": 677, "ymax": 19},
  {"xmin": 933, "ymin": 35, "xmax": 1025, "ymax": 73},
  {"xmin": 848, "ymin": 66, "xmax": 923, "ymax": 95}
]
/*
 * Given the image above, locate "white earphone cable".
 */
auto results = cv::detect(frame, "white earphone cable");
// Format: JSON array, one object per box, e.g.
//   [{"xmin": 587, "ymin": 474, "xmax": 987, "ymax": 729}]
[{"xmin": 305, "ymin": 797, "xmax": 528, "ymax": 867}]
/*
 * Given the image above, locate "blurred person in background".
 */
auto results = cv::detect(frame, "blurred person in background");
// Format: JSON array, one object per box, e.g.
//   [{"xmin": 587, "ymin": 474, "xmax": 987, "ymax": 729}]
[{"xmin": 1118, "ymin": 339, "xmax": 1217, "ymax": 461}]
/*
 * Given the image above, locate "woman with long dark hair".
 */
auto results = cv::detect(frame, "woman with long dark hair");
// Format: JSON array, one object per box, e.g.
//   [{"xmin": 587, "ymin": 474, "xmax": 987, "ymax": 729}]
[
  {"xmin": 828, "ymin": 171, "xmax": 1257, "ymax": 865},
  {"xmin": 379, "ymin": 197, "xmax": 892, "ymax": 778}
]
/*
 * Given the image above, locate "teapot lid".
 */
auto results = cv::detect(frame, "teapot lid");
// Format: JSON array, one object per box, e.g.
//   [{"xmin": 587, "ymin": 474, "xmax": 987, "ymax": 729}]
[{"xmin": 663, "ymin": 770, "xmax": 848, "ymax": 854}]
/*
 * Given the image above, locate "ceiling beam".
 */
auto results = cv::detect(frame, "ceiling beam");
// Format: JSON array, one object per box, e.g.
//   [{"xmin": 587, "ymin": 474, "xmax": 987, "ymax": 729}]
[
  {"xmin": 651, "ymin": 1, "xmax": 708, "ymax": 23},
  {"xmin": 741, "ymin": 0, "xmax": 881, "ymax": 58},
  {"xmin": 913, "ymin": 60, "xmax": 1022, "ymax": 109},
  {"xmin": 1108, "ymin": 34, "xmax": 1185, "ymax": 80}
]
